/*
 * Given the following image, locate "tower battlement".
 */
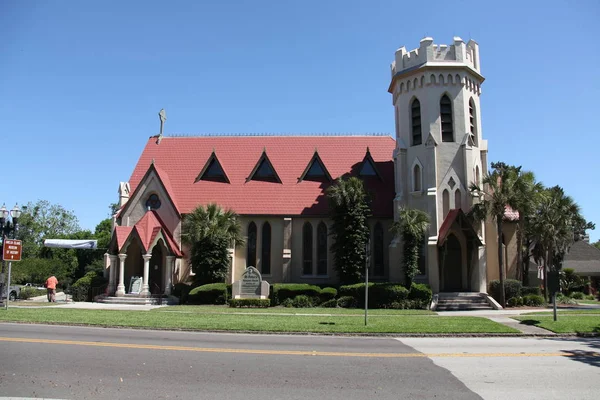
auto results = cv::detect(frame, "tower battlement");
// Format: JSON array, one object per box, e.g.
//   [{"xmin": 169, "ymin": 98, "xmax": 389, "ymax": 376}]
[{"xmin": 391, "ymin": 37, "xmax": 480, "ymax": 77}]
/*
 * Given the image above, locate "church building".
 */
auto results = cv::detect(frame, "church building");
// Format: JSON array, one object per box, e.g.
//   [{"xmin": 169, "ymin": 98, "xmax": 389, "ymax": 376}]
[{"xmin": 105, "ymin": 37, "xmax": 519, "ymax": 299}]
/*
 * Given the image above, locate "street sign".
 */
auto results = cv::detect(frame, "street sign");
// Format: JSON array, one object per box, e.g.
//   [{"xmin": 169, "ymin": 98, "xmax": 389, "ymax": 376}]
[{"xmin": 2, "ymin": 239, "xmax": 22, "ymax": 261}]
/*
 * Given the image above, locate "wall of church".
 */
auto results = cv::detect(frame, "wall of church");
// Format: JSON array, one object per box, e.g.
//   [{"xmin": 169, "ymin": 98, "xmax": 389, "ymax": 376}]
[
  {"xmin": 485, "ymin": 219, "xmax": 519, "ymax": 284},
  {"xmin": 290, "ymin": 217, "xmax": 336, "ymax": 285},
  {"xmin": 235, "ymin": 217, "xmax": 285, "ymax": 283}
]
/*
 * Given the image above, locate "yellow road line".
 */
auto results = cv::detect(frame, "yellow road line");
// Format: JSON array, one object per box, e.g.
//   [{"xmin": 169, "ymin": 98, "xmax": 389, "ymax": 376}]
[{"xmin": 1, "ymin": 337, "xmax": 599, "ymax": 358}]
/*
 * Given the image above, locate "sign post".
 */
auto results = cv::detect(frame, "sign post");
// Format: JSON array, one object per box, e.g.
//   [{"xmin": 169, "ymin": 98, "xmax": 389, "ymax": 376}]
[{"xmin": 3, "ymin": 239, "xmax": 22, "ymax": 309}]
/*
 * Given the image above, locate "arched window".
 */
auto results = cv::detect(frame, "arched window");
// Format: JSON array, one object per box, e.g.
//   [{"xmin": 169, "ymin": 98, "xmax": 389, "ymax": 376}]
[
  {"xmin": 247, "ymin": 222, "xmax": 257, "ymax": 268},
  {"xmin": 413, "ymin": 164, "xmax": 421, "ymax": 192},
  {"xmin": 261, "ymin": 222, "xmax": 271, "ymax": 275},
  {"xmin": 317, "ymin": 222, "xmax": 327, "ymax": 276},
  {"xmin": 145, "ymin": 194, "xmax": 161, "ymax": 210},
  {"xmin": 455, "ymin": 189, "xmax": 462, "ymax": 210},
  {"xmin": 302, "ymin": 222, "xmax": 313, "ymax": 275},
  {"xmin": 440, "ymin": 95, "xmax": 454, "ymax": 142},
  {"xmin": 411, "ymin": 98, "xmax": 422, "ymax": 145},
  {"xmin": 374, "ymin": 222, "xmax": 384, "ymax": 276},
  {"xmin": 443, "ymin": 190, "xmax": 450, "ymax": 219},
  {"xmin": 469, "ymin": 98, "xmax": 478, "ymax": 146}
]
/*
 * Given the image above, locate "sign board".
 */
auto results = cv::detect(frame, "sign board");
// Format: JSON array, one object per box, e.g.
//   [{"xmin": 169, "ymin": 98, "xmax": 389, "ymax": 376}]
[
  {"xmin": 232, "ymin": 266, "xmax": 270, "ymax": 299},
  {"xmin": 3, "ymin": 239, "xmax": 22, "ymax": 262},
  {"xmin": 129, "ymin": 276, "xmax": 143, "ymax": 294},
  {"xmin": 547, "ymin": 270, "xmax": 560, "ymax": 294}
]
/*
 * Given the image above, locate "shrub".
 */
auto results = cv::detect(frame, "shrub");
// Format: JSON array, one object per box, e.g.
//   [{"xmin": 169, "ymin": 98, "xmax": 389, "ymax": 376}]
[
  {"xmin": 523, "ymin": 294, "xmax": 544, "ymax": 307},
  {"xmin": 319, "ymin": 287, "xmax": 337, "ymax": 302},
  {"xmin": 585, "ymin": 294, "xmax": 596, "ymax": 301},
  {"xmin": 521, "ymin": 286, "xmax": 541, "ymax": 296},
  {"xmin": 338, "ymin": 282, "xmax": 374, "ymax": 299},
  {"xmin": 19, "ymin": 287, "xmax": 46, "ymax": 300},
  {"xmin": 556, "ymin": 293, "xmax": 577, "ymax": 305},
  {"xmin": 369, "ymin": 284, "xmax": 409, "ymax": 308},
  {"xmin": 408, "ymin": 283, "xmax": 433, "ymax": 303},
  {"xmin": 388, "ymin": 299, "xmax": 429, "ymax": 309},
  {"xmin": 292, "ymin": 295, "xmax": 313, "ymax": 308},
  {"xmin": 172, "ymin": 283, "xmax": 192, "ymax": 304},
  {"xmin": 337, "ymin": 296, "xmax": 357, "ymax": 308},
  {"xmin": 507, "ymin": 296, "xmax": 524, "ymax": 307},
  {"xmin": 272, "ymin": 284, "xmax": 322, "ymax": 305},
  {"xmin": 320, "ymin": 299, "xmax": 338, "ymax": 308},
  {"xmin": 570, "ymin": 291, "xmax": 585, "ymax": 300},
  {"xmin": 228, "ymin": 299, "xmax": 270, "ymax": 308},
  {"xmin": 489, "ymin": 279, "xmax": 522, "ymax": 303},
  {"xmin": 186, "ymin": 283, "xmax": 231, "ymax": 305},
  {"xmin": 281, "ymin": 298, "xmax": 294, "ymax": 308},
  {"xmin": 71, "ymin": 271, "xmax": 107, "ymax": 302}
]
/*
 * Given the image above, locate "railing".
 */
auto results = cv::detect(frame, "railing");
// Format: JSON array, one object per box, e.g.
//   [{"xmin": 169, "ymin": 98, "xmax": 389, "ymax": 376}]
[{"xmin": 151, "ymin": 282, "xmax": 163, "ymax": 306}]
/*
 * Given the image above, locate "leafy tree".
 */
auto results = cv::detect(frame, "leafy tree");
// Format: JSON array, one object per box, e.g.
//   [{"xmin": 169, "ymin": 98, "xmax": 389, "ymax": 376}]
[
  {"xmin": 326, "ymin": 177, "xmax": 371, "ymax": 285},
  {"xmin": 594, "ymin": 241, "xmax": 600, "ymax": 250},
  {"xmin": 470, "ymin": 162, "xmax": 522, "ymax": 307},
  {"xmin": 391, "ymin": 206, "xmax": 429, "ymax": 286},
  {"xmin": 181, "ymin": 203, "xmax": 243, "ymax": 285}
]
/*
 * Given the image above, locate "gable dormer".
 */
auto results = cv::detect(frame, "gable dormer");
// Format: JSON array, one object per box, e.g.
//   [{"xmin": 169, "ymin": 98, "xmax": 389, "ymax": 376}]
[
  {"xmin": 195, "ymin": 151, "xmax": 230, "ymax": 183},
  {"xmin": 298, "ymin": 150, "xmax": 332, "ymax": 182},
  {"xmin": 247, "ymin": 150, "xmax": 282, "ymax": 183},
  {"xmin": 359, "ymin": 147, "xmax": 383, "ymax": 181}
]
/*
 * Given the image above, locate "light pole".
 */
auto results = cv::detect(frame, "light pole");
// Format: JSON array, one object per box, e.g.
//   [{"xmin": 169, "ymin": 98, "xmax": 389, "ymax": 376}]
[{"xmin": 1, "ymin": 203, "xmax": 22, "ymax": 306}]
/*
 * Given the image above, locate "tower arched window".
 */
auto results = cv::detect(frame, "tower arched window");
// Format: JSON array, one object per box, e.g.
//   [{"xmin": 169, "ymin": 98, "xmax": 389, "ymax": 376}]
[
  {"xmin": 440, "ymin": 95, "xmax": 454, "ymax": 142},
  {"xmin": 442, "ymin": 190, "xmax": 450, "ymax": 219},
  {"xmin": 302, "ymin": 222, "xmax": 313, "ymax": 276},
  {"xmin": 374, "ymin": 222, "xmax": 384, "ymax": 276},
  {"xmin": 247, "ymin": 222, "xmax": 257, "ymax": 268},
  {"xmin": 317, "ymin": 222, "xmax": 327, "ymax": 276},
  {"xmin": 261, "ymin": 222, "xmax": 271, "ymax": 275},
  {"xmin": 413, "ymin": 164, "xmax": 421, "ymax": 192},
  {"xmin": 455, "ymin": 189, "xmax": 462, "ymax": 210},
  {"xmin": 411, "ymin": 98, "xmax": 422, "ymax": 145},
  {"xmin": 469, "ymin": 98, "xmax": 478, "ymax": 146}
]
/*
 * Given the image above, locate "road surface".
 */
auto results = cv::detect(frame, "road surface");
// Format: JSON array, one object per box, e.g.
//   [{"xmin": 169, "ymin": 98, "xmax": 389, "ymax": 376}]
[{"xmin": 0, "ymin": 323, "xmax": 598, "ymax": 399}]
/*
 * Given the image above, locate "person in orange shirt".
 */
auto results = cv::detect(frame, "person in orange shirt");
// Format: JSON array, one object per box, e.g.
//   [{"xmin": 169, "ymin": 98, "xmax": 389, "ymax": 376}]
[{"xmin": 45, "ymin": 276, "xmax": 58, "ymax": 303}]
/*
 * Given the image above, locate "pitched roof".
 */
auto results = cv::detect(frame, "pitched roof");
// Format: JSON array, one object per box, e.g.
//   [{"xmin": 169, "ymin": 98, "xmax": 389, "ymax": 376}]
[
  {"xmin": 438, "ymin": 209, "xmax": 482, "ymax": 247},
  {"xmin": 114, "ymin": 226, "xmax": 133, "ymax": 251},
  {"xmin": 563, "ymin": 240, "xmax": 600, "ymax": 276},
  {"xmin": 133, "ymin": 210, "xmax": 182, "ymax": 256},
  {"xmin": 128, "ymin": 135, "xmax": 396, "ymax": 217}
]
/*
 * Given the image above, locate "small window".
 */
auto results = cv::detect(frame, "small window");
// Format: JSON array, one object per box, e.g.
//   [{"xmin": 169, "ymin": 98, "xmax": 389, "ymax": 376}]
[
  {"xmin": 247, "ymin": 222, "xmax": 257, "ymax": 268},
  {"xmin": 413, "ymin": 164, "xmax": 421, "ymax": 192},
  {"xmin": 300, "ymin": 152, "xmax": 332, "ymax": 182},
  {"xmin": 469, "ymin": 99, "xmax": 478, "ymax": 146},
  {"xmin": 317, "ymin": 222, "xmax": 327, "ymax": 276},
  {"xmin": 373, "ymin": 222, "xmax": 384, "ymax": 276},
  {"xmin": 248, "ymin": 152, "xmax": 282, "ymax": 183},
  {"xmin": 261, "ymin": 222, "xmax": 271, "ymax": 275},
  {"xmin": 195, "ymin": 151, "xmax": 230, "ymax": 183},
  {"xmin": 145, "ymin": 194, "xmax": 161, "ymax": 210},
  {"xmin": 440, "ymin": 95, "xmax": 454, "ymax": 142},
  {"xmin": 360, "ymin": 159, "xmax": 377, "ymax": 176},
  {"xmin": 411, "ymin": 99, "xmax": 422, "ymax": 145},
  {"xmin": 442, "ymin": 190, "xmax": 450, "ymax": 219},
  {"xmin": 302, "ymin": 222, "xmax": 313, "ymax": 275},
  {"xmin": 455, "ymin": 189, "xmax": 462, "ymax": 210}
]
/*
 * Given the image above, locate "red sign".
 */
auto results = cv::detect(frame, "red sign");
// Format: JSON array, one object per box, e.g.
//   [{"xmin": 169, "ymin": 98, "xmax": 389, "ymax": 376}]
[{"xmin": 3, "ymin": 239, "xmax": 22, "ymax": 261}]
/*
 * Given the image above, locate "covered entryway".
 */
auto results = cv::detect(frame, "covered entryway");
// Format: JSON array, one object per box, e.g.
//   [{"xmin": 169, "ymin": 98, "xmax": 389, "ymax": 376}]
[{"xmin": 441, "ymin": 234, "xmax": 463, "ymax": 291}]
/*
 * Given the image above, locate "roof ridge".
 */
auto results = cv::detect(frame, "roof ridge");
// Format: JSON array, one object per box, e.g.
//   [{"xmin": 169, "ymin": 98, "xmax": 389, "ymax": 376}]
[{"xmin": 156, "ymin": 133, "xmax": 393, "ymax": 138}]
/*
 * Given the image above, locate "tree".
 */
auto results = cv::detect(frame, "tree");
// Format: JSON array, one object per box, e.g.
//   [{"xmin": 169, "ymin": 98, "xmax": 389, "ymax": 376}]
[
  {"xmin": 470, "ymin": 162, "xmax": 522, "ymax": 307},
  {"xmin": 594, "ymin": 241, "xmax": 600, "ymax": 250},
  {"xmin": 326, "ymin": 177, "xmax": 371, "ymax": 284},
  {"xmin": 391, "ymin": 206, "xmax": 429, "ymax": 286},
  {"xmin": 181, "ymin": 203, "xmax": 243, "ymax": 285}
]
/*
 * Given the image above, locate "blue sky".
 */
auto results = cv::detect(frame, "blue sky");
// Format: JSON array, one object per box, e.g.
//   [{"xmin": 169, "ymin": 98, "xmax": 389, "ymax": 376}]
[{"xmin": 1, "ymin": 0, "xmax": 599, "ymax": 242}]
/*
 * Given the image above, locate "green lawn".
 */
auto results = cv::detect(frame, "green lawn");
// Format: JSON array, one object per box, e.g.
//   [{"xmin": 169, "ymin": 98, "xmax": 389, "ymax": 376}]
[
  {"xmin": 514, "ymin": 315, "xmax": 600, "ymax": 334},
  {"xmin": 521, "ymin": 309, "xmax": 600, "ymax": 316},
  {"xmin": 0, "ymin": 308, "xmax": 518, "ymax": 334},
  {"xmin": 576, "ymin": 300, "xmax": 600, "ymax": 305},
  {"xmin": 156, "ymin": 305, "xmax": 434, "ymax": 315}
]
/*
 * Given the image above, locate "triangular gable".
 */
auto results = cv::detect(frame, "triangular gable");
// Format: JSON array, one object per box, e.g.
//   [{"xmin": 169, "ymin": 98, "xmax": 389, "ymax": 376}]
[
  {"xmin": 110, "ymin": 226, "xmax": 133, "ymax": 253},
  {"xmin": 438, "ymin": 209, "xmax": 482, "ymax": 247},
  {"xmin": 298, "ymin": 151, "xmax": 333, "ymax": 182},
  {"xmin": 359, "ymin": 148, "xmax": 383, "ymax": 181},
  {"xmin": 195, "ymin": 151, "xmax": 230, "ymax": 183},
  {"xmin": 126, "ymin": 210, "xmax": 182, "ymax": 256},
  {"xmin": 246, "ymin": 150, "xmax": 282, "ymax": 183}
]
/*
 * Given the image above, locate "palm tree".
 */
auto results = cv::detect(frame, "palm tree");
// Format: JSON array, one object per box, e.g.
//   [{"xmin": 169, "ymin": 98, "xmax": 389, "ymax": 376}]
[
  {"xmin": 326, "ymin": 177, "xmax": 371, "ymax": 284},
  {"xmin": 469, "ymin": 162, "xmax": 521, "ymax": 307},
  {"xmin": 181, "ymin": 203, "xmax": 244, "ymax": 285},
  {"xmin": 391, "ymin": 206, "xmax": 430, "ymax": 286}
]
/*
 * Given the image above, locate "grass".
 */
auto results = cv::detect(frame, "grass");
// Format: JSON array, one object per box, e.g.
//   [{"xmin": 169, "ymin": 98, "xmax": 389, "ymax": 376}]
[
  {"xmin": 156, "ymin": 305, "xmax": 434, "ymax": 315},
  {"xmin": 521, "ymin": 309, "xmax": 600, "ymax": 316},
  {"xmin": 9, "ymin": 302, "xmax": 59, "ymax": 307},
  {"xmin": 514, "ymin": 315, "xmax": 600, "ymax": 334},
  {"xmin": 0, "ymin": 308, "xmax": 518, "ymax": 334},
  {"xmin": 576, "ymin": 300, "xmax": 600, "ymax": 305}
]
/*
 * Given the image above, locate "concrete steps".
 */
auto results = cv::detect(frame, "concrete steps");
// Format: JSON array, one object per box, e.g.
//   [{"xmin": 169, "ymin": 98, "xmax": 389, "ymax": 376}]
[
  {"xmin": 434, "ymin": 292, "xmax": 495, "ymax": 311},
  {"xmin": 97, "ymin": 294, "xmax": 177, "ymax": 306}
]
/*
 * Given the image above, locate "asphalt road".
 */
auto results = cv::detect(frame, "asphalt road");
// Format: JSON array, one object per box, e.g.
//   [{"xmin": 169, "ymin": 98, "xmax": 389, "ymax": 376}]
[{"xmin": 0, "ymin": 323, "xmax": 598, "ymax": 400}]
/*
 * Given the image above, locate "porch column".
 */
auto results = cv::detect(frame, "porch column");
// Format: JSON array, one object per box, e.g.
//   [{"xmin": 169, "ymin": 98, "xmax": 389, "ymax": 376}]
[
  {"xmin": 141, "ymin": 253, "xmax": 152, "ymax": 297},
  {"xmin": 116, "ymin": 254, "xmax": 127, "ymax": 297},
  {"xmin": 165, "ymin": 256, "xmax": 175, "ymax": 296},
  {"xmin": 108, "ymin": 255, "xmax": 118, "ymax": 295}
]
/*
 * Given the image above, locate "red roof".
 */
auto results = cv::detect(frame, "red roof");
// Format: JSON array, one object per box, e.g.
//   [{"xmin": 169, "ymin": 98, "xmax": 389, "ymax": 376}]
[
  {"xmin": 114, "ymin": 226, "xmax": 133, "ymax": 251},
  {"xmin": 128, "ymin": 136, "xmax": 396, "ymax": 217},
  {"xmin": 133, "ymin": 210, "xmax": 182, "ymax": 256},
  {"xmin": 437, "ymin": 209, "xmax": 482, "ymax": 247}
]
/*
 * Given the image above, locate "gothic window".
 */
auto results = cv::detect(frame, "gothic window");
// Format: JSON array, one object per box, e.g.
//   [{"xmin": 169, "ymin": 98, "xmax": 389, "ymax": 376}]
[
  {"xmin": 360, "ymin": 159, "xmax": 377, "ymax": 176},
  {"xmin": 247, "ymin": 222, "xmax": 257, "ymax": 268},
  {"xmin": 443, "ymin": 190, "xmax": 450, "ymax": 219},
  {"xmin": 455, "ymin": 189, "xmax": 462, "ymax": 210},
  {"xmin": 261, "ymin": 222, "xmax": 271, "ymax": 275},
  {"xmin": 302, "ymin": 222, "xmax": 313, "ymax": 275},
  {"xmin": 317, "ymin": 222, "xmax": 327, "ymax": 276},
  {"xmin": 299, "ymin": 152, "xmax": 332, "ymax": 182},
  {"xmin": 475, "ymin": 166, "xmax": 481, "ymax": 186},
  {"xmin": 440, "ymin": 95, "xmax": 454, "ymax": 142},
  {"xmin": 469, "ymin": 98, "xmax": 478, "ymax": 146},
  {"xmin": 374, "ymin": 222, "xmax": 384, "ymax": 276},
  {"xmin": 411, "ymin": 98, "xmax": 422, "ymax": 145},
  {"xmin": 195, "ymin": 151, "xmax": 230, "ymax": 183},
  {"xmin": 248, "ymin": 152, "xmax": 282, "ymax": 183},
  {"xmin": 413, "ymin": 164, "xmax": 421, "ymax": 192},
  {"xmin": 145, "ymin": 194, "xmax": 161, "ymax": 210}
]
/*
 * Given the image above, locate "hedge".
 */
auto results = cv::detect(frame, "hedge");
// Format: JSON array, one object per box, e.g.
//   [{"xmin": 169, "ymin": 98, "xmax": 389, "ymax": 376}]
[
  {"xmin": 270, "ymin": 284, "xmax": 322, "ymax": 305},
  {"xmin": 408, "ymin": 283, "xmax": 433, "ymax": 303},
  {"xmin": 19, "ymin": 287, "xmax": 46, "ymax": 300},
  {"xmin": 337, "ymin": 296, "xmax": 358, "ymax": 308},
  {"xmin": 523, "ymin": 294, "xmax": 545, "ymax": 307},
  {"xmin": 186, "ymin": 283, "xmax": 231, "ymax": 305},
  {"xmin": 489, "ymin": 279, "xmax": 522, "ymax": 303},
  {"xmin": 507, "ymin": 296, "xmax": 524, "ymax": 307},
  {"xmin": 71, "ymin": 271, "xmax": 107, "ymax": 302},
  {"xmin": 521, "ymin": 286, "xmax": 541, "ymax": 296},
  {"xmin": 338, "ymin": 282, "xmax": 431, "ymax": 309},
  {"xmin": 229, "ymin": 299, "xmax": 270, "ymax": 308},
  {"xmin": 319, "ymin": 287, "xmax": 337, "ymax": 302}
]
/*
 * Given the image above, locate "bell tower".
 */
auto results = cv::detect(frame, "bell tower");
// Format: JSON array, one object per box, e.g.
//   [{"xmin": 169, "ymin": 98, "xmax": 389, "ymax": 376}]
[{"xmin": 388, "ymin": 37, "xmax": 488, "ymax": 293}]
